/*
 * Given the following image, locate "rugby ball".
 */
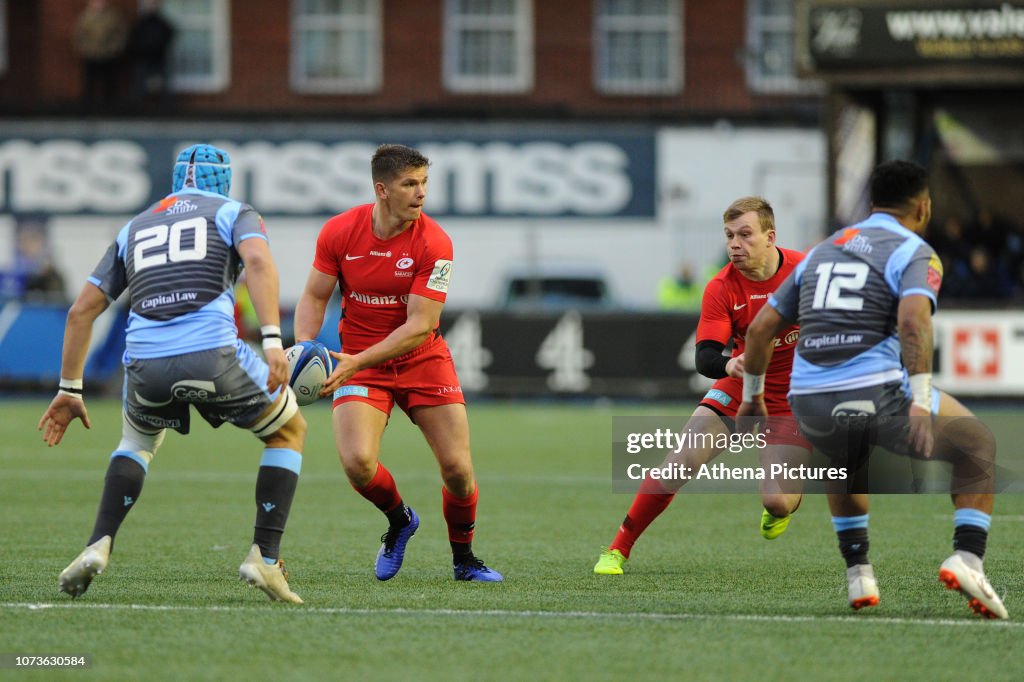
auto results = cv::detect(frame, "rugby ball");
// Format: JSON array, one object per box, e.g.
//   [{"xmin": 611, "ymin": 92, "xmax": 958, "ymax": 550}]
[{"xmin": 285, "ymin": 340, "xmax": 333, "ymax": 406}]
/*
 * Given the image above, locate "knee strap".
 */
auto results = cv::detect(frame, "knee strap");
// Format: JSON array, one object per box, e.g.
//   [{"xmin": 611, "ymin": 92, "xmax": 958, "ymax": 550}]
[
  {"xmin": 117, "ymin": 412, "xmax": 166, "ymax": 468},
  {"xmin": 250, "ymin": 386, "xmax": 299, "ymax": 439}
]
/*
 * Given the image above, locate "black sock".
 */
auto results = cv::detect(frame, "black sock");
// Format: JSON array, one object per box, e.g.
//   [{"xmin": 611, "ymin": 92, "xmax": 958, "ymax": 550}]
[
  {"xmin": 953, "ymin": 524, "xmax": 988, "ymax": 559},
  {"xmin": 253, "ymin": 466, "xmax": 299, "ymax": 560},
  {"xmin": 837, "ymin": 528, "xmax": 870, "ymax": 568},
  {"xmin": 386, "ymin": 503, "xmax": 410, "ymax": 528},
  {"xmin": 88, "ymin": 455, "xmax": 147, "ymax": 547},
  {"xmin": 451, "ymin": 541, "xmax": 473, "ymax": 563}
]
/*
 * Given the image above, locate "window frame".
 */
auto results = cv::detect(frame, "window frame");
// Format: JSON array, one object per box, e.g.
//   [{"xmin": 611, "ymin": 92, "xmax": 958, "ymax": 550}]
[
  {"xmin": 290, "ymin": 0, "xmax": 382, "ymax": 94},
  {"xmin": 745, "ymin": 0, "xmax": 822, "ymax": 94},
  {"xmin": 592, "ymin": 0, "xmax": 683, "ymax": 96},
  {"xmin": 162, "ymin": 0, "xmax": 231, "ymax": 93},
  {"xmin": 442, "ymin": 0, "xmax": 534, "ymax": 94}
]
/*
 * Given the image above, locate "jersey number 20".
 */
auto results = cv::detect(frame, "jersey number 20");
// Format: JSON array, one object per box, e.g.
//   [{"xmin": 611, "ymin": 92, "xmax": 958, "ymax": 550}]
[
  {"xmin": 134, "ymin": 217, "xmax": 208, "ymax": 271},
  {"xmin": 811, "ymin": 262, "xmax": 868, "ymax": 310}
]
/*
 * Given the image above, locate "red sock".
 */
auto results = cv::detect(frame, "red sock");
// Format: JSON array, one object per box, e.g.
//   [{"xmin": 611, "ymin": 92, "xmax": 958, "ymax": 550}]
[
  {"xmin": 610, "ymin": 477, "xmax": 675, "ymax": 558},
  {"xmin": 442, "ymin": 485, "xmax": 478, "ymax": 544},
  {"xmin": 354, "ymin": 463, "xmax": 402, "ymax": 514}
]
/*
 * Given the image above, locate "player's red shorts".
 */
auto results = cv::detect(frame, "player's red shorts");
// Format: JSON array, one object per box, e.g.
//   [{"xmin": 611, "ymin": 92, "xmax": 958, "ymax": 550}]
[
  {"xmin": 331, "ymin": 333, "xmax": 464, "ymax": 417},
  {"xmin": 698, "ymin": 376, "xmax": 812, "ymax": 450}
]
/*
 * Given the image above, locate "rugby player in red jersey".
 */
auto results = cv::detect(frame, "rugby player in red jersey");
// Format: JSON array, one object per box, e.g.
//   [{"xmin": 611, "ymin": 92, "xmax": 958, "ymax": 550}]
[
  {"xmin": 293, "ymin": 144, "xmax": 501, "ymax": 582},
  {"xmin": 594, "ymin": 196, "xmax": 811, "ymax": 575}
]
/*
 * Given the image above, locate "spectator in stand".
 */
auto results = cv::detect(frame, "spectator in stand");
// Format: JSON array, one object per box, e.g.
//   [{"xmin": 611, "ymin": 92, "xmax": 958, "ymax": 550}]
[
  {"xmin": 969, "ymin": 209, "xmax": 1009, "ymax": 260},
  {"xmin": 931, "ymin": 212, "xmax": 1019, "ymax": 301},
  {"xmin": 657, "ymin": 261, "xmax": 703, "ymax": 311},
  {"xmin": 15, "ymin": 221, "xmax": 68, "ymax": 304},
  {"xmin": 74, "ymin": 0, "xmax": 129, "ymax": 110},
  {"xmin": 1004, "ymin": 218, "xmax": 1024, "ymax": 298},
  {"xmin": 127, "ymin": 0, "xmax": 176, "ymax": 104}
]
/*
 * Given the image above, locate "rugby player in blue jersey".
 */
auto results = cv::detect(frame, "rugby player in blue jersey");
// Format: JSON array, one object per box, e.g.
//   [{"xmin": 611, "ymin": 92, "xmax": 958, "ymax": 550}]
[
  {"xmin": 39, "ymin": 145, "xmax": 306, "ymax": 603},
  {"xmin": 739, "ymin": 160, "xmax": 1006, "ymax": 619}
]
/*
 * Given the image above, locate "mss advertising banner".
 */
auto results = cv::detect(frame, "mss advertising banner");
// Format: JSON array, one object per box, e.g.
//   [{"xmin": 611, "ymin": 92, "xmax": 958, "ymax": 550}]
[{"xmin": 0, "ymin": 127, "xmax": 655, "ymax": 219}]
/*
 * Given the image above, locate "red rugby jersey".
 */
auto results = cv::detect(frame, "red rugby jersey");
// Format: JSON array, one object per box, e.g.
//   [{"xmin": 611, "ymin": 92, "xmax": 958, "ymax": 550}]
[
  {"xmin": 696, "ymin": 247, "xmax": 803, "ymax": 396},
  {"xmin": 312, "ymin": 204, "xmax": 453, "ymax": 354}
]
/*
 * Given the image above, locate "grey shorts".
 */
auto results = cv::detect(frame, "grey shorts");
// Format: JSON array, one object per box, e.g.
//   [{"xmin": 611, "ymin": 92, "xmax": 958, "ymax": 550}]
[
  {"xmin": 123, "ymin": 340, "xmax": 275, "ymax": 435},
  {"xmin": 788, "ymin": 380, "xmax": 914, "ymax": 464}
]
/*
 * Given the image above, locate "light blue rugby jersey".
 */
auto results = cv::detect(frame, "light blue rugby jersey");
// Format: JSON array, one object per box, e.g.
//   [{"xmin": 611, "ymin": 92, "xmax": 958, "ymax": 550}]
[
  {"xmin": 768, "ymin": 213, "xmax": 939, "ymax": 394},
  {"xmin": 88, "ymin": 188, "xmax": 268, "ymax": 359}
]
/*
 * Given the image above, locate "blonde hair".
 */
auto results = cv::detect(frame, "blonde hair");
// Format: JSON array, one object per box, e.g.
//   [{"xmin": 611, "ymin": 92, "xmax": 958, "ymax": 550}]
[{"xmin": 723, "ymin": 196, "xmax": 775, "ymax": 233}]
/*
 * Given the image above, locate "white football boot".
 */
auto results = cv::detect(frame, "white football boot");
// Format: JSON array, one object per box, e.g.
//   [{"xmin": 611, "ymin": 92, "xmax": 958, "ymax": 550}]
[
  {"xmin": 847, "ymin": 563, "xmax": 880, "ymax": 610},
  {"xmin": 939, "ymin": 551, "xmax": 1008, "ymax": 620},
  {"xmin": 238, "ymin": 544, "xmax": 303, "ymax": 604},
  {"xmin": 59, "ymin": 535, "xmax": 112, "ymax": 598}
]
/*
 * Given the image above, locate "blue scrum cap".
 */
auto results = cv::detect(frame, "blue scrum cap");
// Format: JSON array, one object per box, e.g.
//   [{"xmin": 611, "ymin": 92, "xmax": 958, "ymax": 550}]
[{"xmin": 171, "ymin": 144, "xmax": 232, "ymax": 197}]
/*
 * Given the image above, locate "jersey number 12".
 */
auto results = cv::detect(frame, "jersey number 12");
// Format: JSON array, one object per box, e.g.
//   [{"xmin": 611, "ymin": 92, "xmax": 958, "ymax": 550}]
[{"xmin": 811, "ymin": 261, "xmax": 868, "ymax": 311}]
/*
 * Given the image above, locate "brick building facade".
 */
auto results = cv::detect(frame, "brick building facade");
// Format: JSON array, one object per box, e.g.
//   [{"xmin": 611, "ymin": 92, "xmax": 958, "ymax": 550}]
[{"xmin": 0, "ymin": 0, "xmax": 820, "ymax": 120}]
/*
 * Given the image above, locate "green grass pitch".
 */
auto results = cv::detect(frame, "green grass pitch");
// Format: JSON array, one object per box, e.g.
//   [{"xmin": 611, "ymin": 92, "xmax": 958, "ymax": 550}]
[{"xmin": 2, "ymin": 399, "xmax": 1023, "ymax": 680}]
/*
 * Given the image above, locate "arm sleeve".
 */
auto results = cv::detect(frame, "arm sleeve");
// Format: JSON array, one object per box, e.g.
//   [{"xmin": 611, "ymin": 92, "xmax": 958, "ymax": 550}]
[
  {"xmin": 695, "ymin": 278, "xmax": 732, "ymax": 345},
  {"xmin": 410, "ymin": 228, "xmax": 453, "ymax": 303},
  {"xmin": 695, "ymin": 340, "xmax": 729, "ymax": 379},
  {"xmin": 231, "ymin": 204, "xmax": 268, "ymax": 246},
  {"xmin": 312, "ymin": 218, "xmax": 341, "ymax": 278},
  {"xmin": 87, "ymin": 229, "xmax": 129, "ymax": 301},
  {"xmin": 899, "ymin": 244, "xmax": 941, "ymax": 311}
]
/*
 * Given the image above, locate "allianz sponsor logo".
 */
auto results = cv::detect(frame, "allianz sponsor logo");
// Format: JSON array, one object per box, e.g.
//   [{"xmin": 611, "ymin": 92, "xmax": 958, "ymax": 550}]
[
  {"xmin": 349, "ymin": 291, "xmax": 409, "ymax": 305},
  {"xmin": 370, "ymin": 250, "xmax": 391, "ymax": 257},
  {"xmin": 771, "ymin": 330, "xmax": 800, "ymax": 348},
  {"xmin": 0, "ymin": 139, "xmax": 637, "ymax": 216},
  {"xmin": 802, "ymin": 332, "xmax": 864, "ymax": 350}
]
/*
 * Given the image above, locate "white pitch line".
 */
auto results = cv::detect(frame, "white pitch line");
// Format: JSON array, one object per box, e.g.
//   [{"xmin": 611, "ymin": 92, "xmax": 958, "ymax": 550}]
[{"xmin": 2, "ymin": 602, "xmax": 1020, "ymax": 629}]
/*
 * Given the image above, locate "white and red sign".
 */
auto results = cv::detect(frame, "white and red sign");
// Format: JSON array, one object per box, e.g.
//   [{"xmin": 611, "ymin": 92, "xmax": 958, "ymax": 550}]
[{"xmin": 934, "ymin": 313, "xmax": 1024, "ymax": 394}]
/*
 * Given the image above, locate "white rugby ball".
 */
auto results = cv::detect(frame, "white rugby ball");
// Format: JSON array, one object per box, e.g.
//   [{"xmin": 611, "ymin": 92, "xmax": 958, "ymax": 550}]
[{"xmin": 285, "ymin": 340, "xmax": 333, "ymax": 406}]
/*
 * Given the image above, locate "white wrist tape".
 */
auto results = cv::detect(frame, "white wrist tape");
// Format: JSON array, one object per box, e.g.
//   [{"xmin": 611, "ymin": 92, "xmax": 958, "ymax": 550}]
[
  {"xmin": 58, "ymin": 377, "xmax": 84, "ymax": 400},
  {"xmin": 742, "ymin": 372, "xmax": 765, "ymax": 402},
  {"xmin": 909, "ymin": 373, "xmax": 932, "ymax": 411},
  {"xmin": 260, "ymin": 325, "xmax": 283, "ymax": 351}
]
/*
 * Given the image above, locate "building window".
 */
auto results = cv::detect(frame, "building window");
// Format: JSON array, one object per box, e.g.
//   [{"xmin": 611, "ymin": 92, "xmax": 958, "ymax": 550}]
[
  {"xmin": 162, "ymin": 0, "xmax": 230, "ymax": 92},
  {"xmin": 443, "ymin": 0, "xmax": 534, "ymax": 94},
  {"xmin": 594, "ymin": 0, "xmax": 682, "ymax": 95},
  {"xmin": 291, "ymin": 0, "xmax": 381, "ymax": 93},
  {"xmin": 746, "ymin": 0, "xmax": 820, "ymax": 93}
]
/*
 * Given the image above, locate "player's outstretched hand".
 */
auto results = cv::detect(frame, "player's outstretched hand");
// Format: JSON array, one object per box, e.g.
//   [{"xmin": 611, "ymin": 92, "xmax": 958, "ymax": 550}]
[
  {"xmin": 321, "ymin": 351, "xmax": 360, "ymax": 395},
  {"xmin": 38, "ymin": 393, "xmax": 91, "ymax": 447},
  {"xmin": 736, "ymin": 398, "xmax": 767, "ymax": 435},
  {"xmin": 264, "ymin": 346, "xmax": 288, "ymax": 394},
  {"xmin": 907, "ymin": 403, "xmax": 934, "ymax": 458}
]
